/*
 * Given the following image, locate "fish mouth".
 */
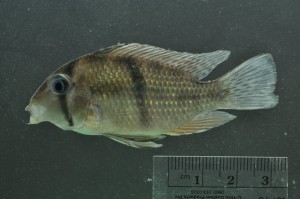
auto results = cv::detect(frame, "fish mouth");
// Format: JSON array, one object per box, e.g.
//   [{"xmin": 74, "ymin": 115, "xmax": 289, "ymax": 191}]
[{"xmin": 25, "ymin": 103, "xmax": 47, "ymax": 124}]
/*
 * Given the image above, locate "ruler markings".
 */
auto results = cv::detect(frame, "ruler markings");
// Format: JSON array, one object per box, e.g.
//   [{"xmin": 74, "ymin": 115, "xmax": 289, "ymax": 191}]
[
  {"xmin": 218, "ymin": 157, "xmax": 221, "ymax": 177},
  {"xmin": 201, "ymin": 157, "xmax": 204, "ymax": 187},
  {"xmin": 236, "ymin": 157, "xmax": 238, "ymax": 187},
  {"xmin": 253, "ymin": 157, "xmax": 256, "ymax": 177},
  {"xmin": 167, "ymin": 157, "xmax": 170, "ymax": 187},
  {"xmin": 184, "ymin": 157, "xmax": 186, "ymax": 173},
  {"xmin": 165, "ymin": 156, "xmax": 287, "ymax": 188},
  {"xmin": 270, "ymin": 159, "xmax": 273, "ymax": 187}
]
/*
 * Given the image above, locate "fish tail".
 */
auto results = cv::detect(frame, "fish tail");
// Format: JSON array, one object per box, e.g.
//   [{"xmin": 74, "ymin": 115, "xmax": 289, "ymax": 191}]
[{"xmin": 218, "ymin": 54, "xmax": 278, "ymax": 110}]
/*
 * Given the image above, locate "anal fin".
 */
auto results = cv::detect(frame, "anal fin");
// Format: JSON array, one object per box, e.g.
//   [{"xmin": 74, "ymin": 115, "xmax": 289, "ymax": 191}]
[
  {"xmin": 104, "ymin": 134, "xmax": 163, "ymax": 148},
  {"xmin": 168, "ymin": 111, "xmax": 236, "ymax": 136}
]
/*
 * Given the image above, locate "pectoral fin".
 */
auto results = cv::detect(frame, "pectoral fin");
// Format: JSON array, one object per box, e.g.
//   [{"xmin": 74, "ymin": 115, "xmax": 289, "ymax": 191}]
[{"xmin": 168, "ymin": 111, "xmax": 236, "ymax": 136}]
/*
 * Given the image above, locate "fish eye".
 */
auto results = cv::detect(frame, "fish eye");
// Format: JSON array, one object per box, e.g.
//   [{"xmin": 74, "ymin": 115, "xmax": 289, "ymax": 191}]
[{"xmin": 49, "ymin": 74, "xmax": 70, "ymax": 95}]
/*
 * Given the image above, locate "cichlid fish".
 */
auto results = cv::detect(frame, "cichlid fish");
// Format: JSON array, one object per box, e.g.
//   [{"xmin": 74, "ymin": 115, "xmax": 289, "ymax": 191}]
[{"xmin": 25, "ymin": 43, "xmax": 278, "ymax": 148}]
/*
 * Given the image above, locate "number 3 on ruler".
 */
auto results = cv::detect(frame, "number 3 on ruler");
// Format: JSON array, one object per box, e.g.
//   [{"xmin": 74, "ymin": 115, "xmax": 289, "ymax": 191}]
[{"xmin": 262, "ymin": 176, "xmax": 269, "ymax": 185}]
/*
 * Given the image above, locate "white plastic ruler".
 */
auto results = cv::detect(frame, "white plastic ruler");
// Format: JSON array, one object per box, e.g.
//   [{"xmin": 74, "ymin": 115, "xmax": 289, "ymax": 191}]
[{"xmin": 153, "ymin": 156, "xmax": 288, "ymax": 199}]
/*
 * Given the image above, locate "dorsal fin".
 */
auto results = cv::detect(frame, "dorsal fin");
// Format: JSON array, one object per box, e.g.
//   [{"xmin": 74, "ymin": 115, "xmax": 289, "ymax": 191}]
[
  {"xmin": 97, "ymin": 43, "xmax": 230, "ymax": 80},
  {"xmin": 94, "ymin": 43, "xmax": 125, "ymax": 54}
]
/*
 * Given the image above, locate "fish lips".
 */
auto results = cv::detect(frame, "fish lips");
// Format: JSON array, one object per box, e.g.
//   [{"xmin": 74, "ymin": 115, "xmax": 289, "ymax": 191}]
[{"xmin": 25, "ymin": 103, "xmax": 47, "ymax": 124}]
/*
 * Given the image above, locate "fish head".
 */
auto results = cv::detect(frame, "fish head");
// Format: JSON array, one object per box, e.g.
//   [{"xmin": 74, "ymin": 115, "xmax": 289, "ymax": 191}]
[{"xmin": 25, "ymin": 70, "xmax": 91, "ymax": 130}]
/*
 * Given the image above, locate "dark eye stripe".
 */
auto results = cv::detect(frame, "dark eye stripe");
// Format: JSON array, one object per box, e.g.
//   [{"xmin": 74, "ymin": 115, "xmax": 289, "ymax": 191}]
[
  {"xmin": 49, "ymin": 74, "xmax": 73, "ymax": 126},
  {"xmin": 50, "ymin": 59, "xmax": 77, "ymax": 127},
  {"xmin": 59, "ymin": 95, "xmax": 74, "ymax": 126}
]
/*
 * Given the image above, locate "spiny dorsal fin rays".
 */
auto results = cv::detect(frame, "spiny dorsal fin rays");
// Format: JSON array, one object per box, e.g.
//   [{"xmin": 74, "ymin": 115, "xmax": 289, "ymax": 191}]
[
  {"xmin": 105, "ymin": 43, "xmax": 231, "ymax": 80},
  {"xmin": 168, "ymin": 111, "xmax": 236, "ymax": 136}
]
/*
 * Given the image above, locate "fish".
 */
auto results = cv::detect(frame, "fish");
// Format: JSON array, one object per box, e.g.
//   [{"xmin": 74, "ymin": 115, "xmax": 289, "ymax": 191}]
[{"xmin": 25, "ymin": 43, "xmax": 278, "ymax": 148}]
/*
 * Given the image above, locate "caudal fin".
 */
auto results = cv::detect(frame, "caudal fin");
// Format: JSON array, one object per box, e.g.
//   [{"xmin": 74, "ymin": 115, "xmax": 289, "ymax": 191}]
[{"xmin": 219, "ymin": 54, "xmax": 278, "ymax": 110}]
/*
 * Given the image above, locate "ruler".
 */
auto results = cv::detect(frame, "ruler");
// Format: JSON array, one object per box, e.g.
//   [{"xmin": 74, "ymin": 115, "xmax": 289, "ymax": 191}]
[{"xmin": 153, "ymin": 156, "xmax": 288, "ymax": 199}]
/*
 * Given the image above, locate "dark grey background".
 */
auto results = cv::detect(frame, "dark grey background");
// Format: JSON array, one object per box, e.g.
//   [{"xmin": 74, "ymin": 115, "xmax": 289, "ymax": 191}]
[{"xmin": 0, "ymin": 0, "xmax": 299, "ymax": 198}]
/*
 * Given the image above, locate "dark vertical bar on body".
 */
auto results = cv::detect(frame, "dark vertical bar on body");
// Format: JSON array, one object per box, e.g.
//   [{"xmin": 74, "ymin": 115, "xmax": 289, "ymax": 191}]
[{"xmin": 121, "ymin": 57, "xmax": 150, "ymax": 127}]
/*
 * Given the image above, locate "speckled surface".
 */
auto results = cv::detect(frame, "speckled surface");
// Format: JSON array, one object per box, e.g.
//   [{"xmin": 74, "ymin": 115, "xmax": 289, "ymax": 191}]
[{"xmin": 0, "ymin": 0, "xmax": 299, "ymax": 198}]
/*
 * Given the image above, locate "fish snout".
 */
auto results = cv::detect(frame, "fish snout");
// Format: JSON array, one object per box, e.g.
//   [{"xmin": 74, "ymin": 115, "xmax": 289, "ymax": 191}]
[{"xmin": 25, "ymin": 105, "xmax": 31, "ymax": 112}]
